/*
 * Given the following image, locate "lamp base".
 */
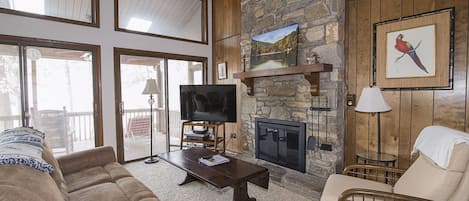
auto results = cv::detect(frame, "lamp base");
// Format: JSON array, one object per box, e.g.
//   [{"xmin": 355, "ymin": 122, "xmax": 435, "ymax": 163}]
[{"xmin": 144, "ymin": 156, "xmax": 159, "ymax": 164}]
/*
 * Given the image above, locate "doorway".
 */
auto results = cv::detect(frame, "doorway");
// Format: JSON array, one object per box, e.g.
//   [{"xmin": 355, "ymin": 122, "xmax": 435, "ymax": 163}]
[
  {"xmin": 114, "ymin": 48, "xmax": 206, "ymax": 163},
  {"xmin": 0, "ymin": 35, "xmax": 102, "ymax": 155}
]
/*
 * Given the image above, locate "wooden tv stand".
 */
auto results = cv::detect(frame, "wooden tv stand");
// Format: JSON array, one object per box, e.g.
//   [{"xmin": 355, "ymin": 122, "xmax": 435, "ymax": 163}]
[{"xmin": 180, "ymin": 121, "xmax": 226, "ymax": 153}]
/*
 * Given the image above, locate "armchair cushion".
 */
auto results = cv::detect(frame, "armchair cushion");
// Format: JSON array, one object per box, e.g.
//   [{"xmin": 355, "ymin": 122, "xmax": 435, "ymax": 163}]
[
  {"xmin": 393, "ymin": 154, "xmax": 464, "ymax": 201},
  {"xmin": 450, "ymin": 159, "xmax": 469, "ymax": 201},
  {"xmin": 320, "ymin": 174, "xmax": 392, "ymax": 201}
]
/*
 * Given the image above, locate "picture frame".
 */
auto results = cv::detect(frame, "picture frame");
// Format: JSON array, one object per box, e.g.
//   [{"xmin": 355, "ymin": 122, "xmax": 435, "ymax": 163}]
[
  {"xmin": 249, "ymin": 24, "xmax": 299, "ymax": 71},
  {"xmin": 373, "ymin": 8, "xmax": 454, "ymax": 89},
  {"xmin": 217, "ymin": 62, "xmax": 227, "ymax": 80}
]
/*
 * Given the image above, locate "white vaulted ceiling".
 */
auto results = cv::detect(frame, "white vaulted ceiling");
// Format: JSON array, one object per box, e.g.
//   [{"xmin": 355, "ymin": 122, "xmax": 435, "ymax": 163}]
[
  {"xmin": 118, "ymin": 0, "xmax": 203, "ymax": 41},
  {"xmin": 44, "ymin": 0, "xmax": 93, "ymax": 22},
  {"xmin": 119, "ymin": 0, "xmax": 200, "ymax": 30},
  {"xmin": 0, "ymin": 0, "xmax": 93, "ymax": 22}
]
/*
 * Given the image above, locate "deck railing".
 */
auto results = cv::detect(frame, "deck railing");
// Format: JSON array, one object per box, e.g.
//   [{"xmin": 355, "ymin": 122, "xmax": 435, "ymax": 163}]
[
  {"xmin": 0, "ymin": 115, "xmax": 22, "ymax": 131},
  {"xmin": 0, "ymin": 108, "xmax": 183, "ymax": 144},
  {"xmin": 122, "ymin": 108, "xmax": 183, "ymax": 139}
]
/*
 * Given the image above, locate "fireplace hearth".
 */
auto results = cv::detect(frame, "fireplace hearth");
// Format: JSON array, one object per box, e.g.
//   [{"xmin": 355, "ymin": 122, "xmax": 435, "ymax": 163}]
[{"xmin": 255, "ymin": 118, "xmax": 306, "ymax": 172}]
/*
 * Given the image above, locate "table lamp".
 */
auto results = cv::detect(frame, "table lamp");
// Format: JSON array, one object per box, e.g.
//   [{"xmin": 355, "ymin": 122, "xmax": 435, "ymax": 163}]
[{"xmin": 355, "ymin": 86, "xmax": 391, "ymax": 155}]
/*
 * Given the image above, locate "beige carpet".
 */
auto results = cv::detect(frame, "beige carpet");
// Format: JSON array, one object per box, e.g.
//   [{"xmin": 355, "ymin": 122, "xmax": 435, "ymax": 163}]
[{"xmin": 125, "ymin": 160, "xmax": 315, "ymax": 201}]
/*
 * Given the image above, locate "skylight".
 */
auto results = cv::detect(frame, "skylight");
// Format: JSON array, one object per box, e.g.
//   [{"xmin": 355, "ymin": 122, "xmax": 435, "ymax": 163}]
[
  {"xmin": 126, "ymin": 17, "xmax": 152, "ymax": 32},
  {"xmin": 10, "ymin": 0, "xmax": 44, "ymax": 15}
]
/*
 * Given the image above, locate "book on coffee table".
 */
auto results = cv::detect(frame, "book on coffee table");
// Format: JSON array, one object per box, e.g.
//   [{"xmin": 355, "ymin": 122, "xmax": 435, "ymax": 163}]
[{"xmin": 198, "ymin": 154, "xmax": 230, "ymax": 166}]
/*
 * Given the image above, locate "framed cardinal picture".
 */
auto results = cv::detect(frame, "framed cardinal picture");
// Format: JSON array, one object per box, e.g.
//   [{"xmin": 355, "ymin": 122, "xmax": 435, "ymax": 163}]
[{"xmin": 373, "ymin": 8, "xmax": 454, "ymax": 89}]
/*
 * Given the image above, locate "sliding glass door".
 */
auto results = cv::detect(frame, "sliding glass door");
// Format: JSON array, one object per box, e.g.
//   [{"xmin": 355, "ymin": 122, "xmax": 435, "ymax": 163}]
[
  {"xmin": 26, "ymin": 46, "xmax": 97, "ymax": 154},
  {"xmin": 167, "ymin": 59, "xmax": 203, "ymax": 150},
  {"xmin": 0, "ymin": 36, "xmax": 102, "ymax": 156},
  {"xmin": 117, "ymin": 54, "xmax": 166, "ymax": 161},
  {"xmin": 0, "ymin": 44, "xmax": 22, "ymax": 131},
  {"xmin": 114, "ymin": 48, "xmax": 206, "ymax": 163}
]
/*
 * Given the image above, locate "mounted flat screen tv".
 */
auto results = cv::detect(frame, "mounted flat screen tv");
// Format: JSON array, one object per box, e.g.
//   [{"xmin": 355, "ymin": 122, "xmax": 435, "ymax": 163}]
[{"xmin": 180, "ymin": 85, "xmax": 237, "ymax": 122}]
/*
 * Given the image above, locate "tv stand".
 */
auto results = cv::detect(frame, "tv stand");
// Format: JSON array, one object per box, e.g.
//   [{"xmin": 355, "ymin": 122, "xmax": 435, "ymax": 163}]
[{"xmin": 180, "ymin": 121, "xmax": 226, "ymax": 153}]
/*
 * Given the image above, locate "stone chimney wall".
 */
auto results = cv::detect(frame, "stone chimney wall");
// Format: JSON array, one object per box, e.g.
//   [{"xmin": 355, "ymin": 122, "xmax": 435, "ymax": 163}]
[{"xmin": 240, "ymin": 0, "xmax": 346, "ymax": 178}]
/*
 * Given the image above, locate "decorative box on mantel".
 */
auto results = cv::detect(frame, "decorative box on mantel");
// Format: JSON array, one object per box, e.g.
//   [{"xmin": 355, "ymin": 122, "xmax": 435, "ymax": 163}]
[{"xmin": 233, "ymin": 63, "xmax": 332, "ymax": 96}]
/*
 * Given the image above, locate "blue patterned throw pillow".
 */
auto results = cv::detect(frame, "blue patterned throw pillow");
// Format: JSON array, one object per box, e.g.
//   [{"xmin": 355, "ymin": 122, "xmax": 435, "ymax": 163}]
[{"xmin": 0, "ymin": 127, "xmax": 53, "ymax": 173}]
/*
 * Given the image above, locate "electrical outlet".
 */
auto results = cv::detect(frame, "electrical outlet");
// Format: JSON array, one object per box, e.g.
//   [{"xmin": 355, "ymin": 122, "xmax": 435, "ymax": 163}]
[
  {"xmin": 346, "ymin": 94, "xmax": 356, "ymax": 106},
  {"xmin": 230, "ymin": 133, "xmax": 237, "ymax": 139}
]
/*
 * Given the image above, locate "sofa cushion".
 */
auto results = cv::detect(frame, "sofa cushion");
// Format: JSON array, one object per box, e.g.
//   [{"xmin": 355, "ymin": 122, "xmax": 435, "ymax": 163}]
[
  {"xmin": 394, "ymin": 154, "xmax": 464, "ymax": 201},
  {"xmin": 116, "ymin": 177, "xmax": 160, "ymax": 201},
  {"xmin": 57, "ymin": 146, "xmax": 116, "ymax": 175},
  {"xmin": 0, "ymin": 185, "xmax": 47, "ymax": 201},
  {"xmin": 65, "ymin": 166, "xmax": 112, "ymax": 192},
  {"xmin": 0, "ymin": 165, "xmax": 65, "ymax": 201},
  {"xmin": 104, "ymin": 162, "xmax": 133, "ymax": 180},
  {"xmin": 320, "ymin": 174, "xmax": 392, "ymax": 201},
  {"xmin": 68, "ymin": 183, "xmax": 128, "ymax": 201},
  {"xmin": 43, "ymin": 143, "xmax": 69, "ymax": 200},
  {"xmin": 0, "ymin": 127, "xmax": 53, "ymax": 173}
]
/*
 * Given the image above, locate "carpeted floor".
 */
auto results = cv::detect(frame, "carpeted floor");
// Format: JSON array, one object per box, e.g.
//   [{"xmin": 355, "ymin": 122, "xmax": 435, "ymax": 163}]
[{"xmin": 125, "ymin": 160, "xmax": 315, "ymax": 201}]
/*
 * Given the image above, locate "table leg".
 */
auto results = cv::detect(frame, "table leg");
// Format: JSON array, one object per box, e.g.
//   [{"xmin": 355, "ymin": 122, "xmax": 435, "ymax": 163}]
[
  {"xmin": 178, "ymin": 173, "xmax": 198, "ymax": 186},
  {"xmin": 232, "ymin": 182, "xmax": 255, "ymax": 201},
  {"xmin": 223, "ymin": 123, "xmax": 226, "ymax": 153},
  {"xmin": 384, "ymin": 161, "xmax": 389, "ymax": 184}
]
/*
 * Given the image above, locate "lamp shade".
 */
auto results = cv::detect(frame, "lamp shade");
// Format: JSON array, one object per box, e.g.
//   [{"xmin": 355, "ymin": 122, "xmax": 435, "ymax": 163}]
[
  {"xmin": 355, "ymin": 86, "xmax": 391, "ymax": 113},
  {"xmin": 142, "ymin": 79, "xmax": 160, "ymax": 95}
]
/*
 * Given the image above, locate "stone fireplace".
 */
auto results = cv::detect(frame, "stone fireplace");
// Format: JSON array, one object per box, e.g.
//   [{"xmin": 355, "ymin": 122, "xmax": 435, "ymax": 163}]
[{"xmin": 238, "ymin": 0, "xmax": 345, "ymax": 198}]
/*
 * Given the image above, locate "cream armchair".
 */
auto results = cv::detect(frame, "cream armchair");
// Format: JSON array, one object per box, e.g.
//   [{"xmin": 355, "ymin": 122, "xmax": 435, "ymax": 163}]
[{"xmin": 321, "ymin": 126, "xmax": 469, "ymax": 201}]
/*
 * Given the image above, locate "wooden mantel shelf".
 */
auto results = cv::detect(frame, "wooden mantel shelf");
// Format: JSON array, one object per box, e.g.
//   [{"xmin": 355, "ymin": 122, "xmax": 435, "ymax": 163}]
[{"xmin": 233, "ymin": 63, "xmax": 333, "ymax": 96}]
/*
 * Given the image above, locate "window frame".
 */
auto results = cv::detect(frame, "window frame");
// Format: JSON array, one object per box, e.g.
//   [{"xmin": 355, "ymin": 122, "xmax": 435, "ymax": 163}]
[
  {"xmin": 0, "ymin": 0, "xmax": 100, "ymax": 28},
  {"xmin": 0, "ymin": 34, "xmax": 103, "ymax": 147},
  {"xmin": 114, "ymin": 47, "xmax": 208, "ymax": 163},
  {"xmin": 114, "ymin": 0, "xmax": 208, "ymax": 44}
]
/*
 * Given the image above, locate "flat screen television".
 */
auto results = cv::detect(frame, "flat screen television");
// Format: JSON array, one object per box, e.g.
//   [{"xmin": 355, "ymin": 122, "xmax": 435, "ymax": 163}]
[{"xmin": 180, "ymin": 85, "xmax": 237, "ymax": 122}]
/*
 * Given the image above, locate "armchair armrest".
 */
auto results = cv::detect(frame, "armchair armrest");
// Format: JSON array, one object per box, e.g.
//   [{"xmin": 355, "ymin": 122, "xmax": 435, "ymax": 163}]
[
  {"xmin": 339, "ymin": 188, "xmax": 431, "ymax": 201},
  {"xmin": 57, "ymin": 146, "xmax": 117, "ymax": 175},
  {"xmin": 343, "ymin": 164, "xmax": 406, "ymax": 185}
]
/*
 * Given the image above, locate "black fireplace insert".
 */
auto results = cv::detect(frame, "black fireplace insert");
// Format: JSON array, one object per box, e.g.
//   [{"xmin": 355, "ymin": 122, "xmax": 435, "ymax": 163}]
[{"xmin": 255, "ymin": 118, "xmax": 306, "ymax": 172}]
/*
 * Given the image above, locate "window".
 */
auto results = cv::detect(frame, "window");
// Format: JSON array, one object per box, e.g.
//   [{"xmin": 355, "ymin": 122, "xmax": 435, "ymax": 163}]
[
  {"xmin": 115, "ymin": 0, "xmax": 208, "ymax": 44},
  {"xmin": 0, "ymin": 35, "xmax": 102, "ymax": 155},
  {"xmin": 0, "ymin": 0, "xmax": 99, "ymax": 27}
]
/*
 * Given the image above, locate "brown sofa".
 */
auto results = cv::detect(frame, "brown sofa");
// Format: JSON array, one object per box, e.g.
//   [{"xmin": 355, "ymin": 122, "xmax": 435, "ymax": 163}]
[{"xmin": 0, "ymin": 145, "xmax": 160, "ymax": 201}]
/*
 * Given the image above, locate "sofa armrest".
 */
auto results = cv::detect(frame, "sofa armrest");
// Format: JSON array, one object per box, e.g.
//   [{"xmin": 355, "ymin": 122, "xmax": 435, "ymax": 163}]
[
  {"xmin": 343, "ymin": 164, "xmax": 406, "ymax": 185},
  {"xmin": 339, "ymin": 188, "xmax": 431, "ymax": 201},
  {"xmin": 56, "ymin": 146, "xmax": 117, "ymax": 175}
]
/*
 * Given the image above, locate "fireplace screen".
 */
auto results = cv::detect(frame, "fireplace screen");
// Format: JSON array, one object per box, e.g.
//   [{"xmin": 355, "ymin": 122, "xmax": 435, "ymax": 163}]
[{"xmin": 255, "ymin": 118, "xmax": 306, "ymax": 172}]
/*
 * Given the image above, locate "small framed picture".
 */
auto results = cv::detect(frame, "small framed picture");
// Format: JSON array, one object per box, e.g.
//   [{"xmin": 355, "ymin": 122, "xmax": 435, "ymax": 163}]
[{"xmin": 217, "ymin": 62, "xmax": 227, "ymax": 80}]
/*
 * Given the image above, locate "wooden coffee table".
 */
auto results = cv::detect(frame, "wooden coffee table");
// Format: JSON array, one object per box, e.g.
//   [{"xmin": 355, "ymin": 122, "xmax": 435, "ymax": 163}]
[{"xmin": 158, "ymin": 147, "xmax": 269, "ymax": 201}]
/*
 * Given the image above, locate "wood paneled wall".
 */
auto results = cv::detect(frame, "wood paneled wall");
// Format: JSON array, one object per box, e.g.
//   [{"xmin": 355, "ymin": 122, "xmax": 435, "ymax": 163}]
[
  {"xmin": 213, "ymin": 0, "xmax": 243, "ymax": 152},
  {"xmin": 345, "ymin": 0, "xmax": 469, "ymax": 169}
]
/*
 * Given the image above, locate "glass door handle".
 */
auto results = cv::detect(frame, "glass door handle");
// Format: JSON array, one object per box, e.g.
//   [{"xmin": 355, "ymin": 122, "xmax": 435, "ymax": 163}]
[{"xmin": 119, "ymin": 102, "xmax": 124, "ymax": 115}]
